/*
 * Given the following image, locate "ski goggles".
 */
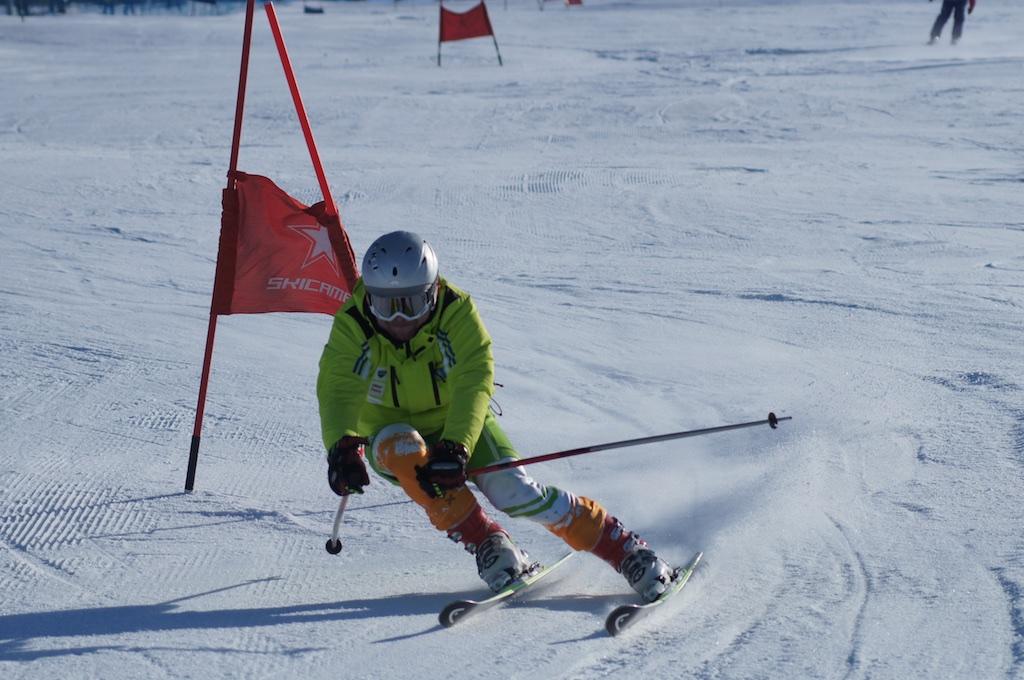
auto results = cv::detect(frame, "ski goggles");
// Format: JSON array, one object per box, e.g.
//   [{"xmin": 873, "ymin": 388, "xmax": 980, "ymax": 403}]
[{"xmin": 367, "ymin": 282, "xmax": 438, "ymax": 322}]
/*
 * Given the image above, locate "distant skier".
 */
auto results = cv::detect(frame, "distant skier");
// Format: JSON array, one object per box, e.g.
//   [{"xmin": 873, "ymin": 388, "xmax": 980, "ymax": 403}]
[
  {"xmin": 929, "ymin": 0, "xmax": 975, "ymax": 45},
  {"xmin": 317, "ymin": 230, "xmax": 674, "ymax": 601}
]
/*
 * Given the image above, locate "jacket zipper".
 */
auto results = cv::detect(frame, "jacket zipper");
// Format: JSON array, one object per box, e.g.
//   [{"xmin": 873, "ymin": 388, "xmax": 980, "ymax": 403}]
[
  {"xmin": 389, "ymin": 366, "xmax": 400, "ymax": 408},
  {"xmin": 428, "ymin": 361, "xmax": 441, "ymax": 406}
]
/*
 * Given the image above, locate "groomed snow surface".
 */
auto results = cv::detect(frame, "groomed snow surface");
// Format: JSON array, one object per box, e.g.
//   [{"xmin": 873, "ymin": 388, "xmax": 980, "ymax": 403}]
[{"xmin": 2, "ymin": 0, "xmax": 1023, "ymax": 677}]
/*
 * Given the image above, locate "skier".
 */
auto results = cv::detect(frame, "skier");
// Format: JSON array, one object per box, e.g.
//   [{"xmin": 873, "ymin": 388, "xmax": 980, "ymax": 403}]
[
  {"xmin": 929, "ymin": 0, "xmax": 975, "ymax": 45},
  {"xmin": 317, "ymin": 230, "xmax": 674, "ymax": 601}
]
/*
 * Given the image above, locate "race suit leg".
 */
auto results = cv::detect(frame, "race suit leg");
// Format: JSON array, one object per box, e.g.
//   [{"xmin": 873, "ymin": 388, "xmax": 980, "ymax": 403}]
[
  {"xmin": 466, "ymin": 413, "xmax": 609, "ymax": 551},
  {"xmin": 369, "ymin": 423, "xmax": 480, "ymax": 532}
]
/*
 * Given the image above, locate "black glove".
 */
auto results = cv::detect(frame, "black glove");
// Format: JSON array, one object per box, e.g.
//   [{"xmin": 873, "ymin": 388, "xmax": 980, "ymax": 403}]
[
  {"xmin": 327, "ymin": 436, "xmax": 370, "ymax": 496},
  {"xmin": 416, "ymin": 440, "xmax": 469, "ymax": 498}
]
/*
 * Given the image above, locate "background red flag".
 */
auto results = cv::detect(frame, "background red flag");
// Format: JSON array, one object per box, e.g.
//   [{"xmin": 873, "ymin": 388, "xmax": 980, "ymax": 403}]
[
  {"xmin": 211, "ymin": 171, "xmax": 358, "ymax": 316},
  {"xmin": 440, "ymin": 2, "xmax": 495, "ymax": 43}
]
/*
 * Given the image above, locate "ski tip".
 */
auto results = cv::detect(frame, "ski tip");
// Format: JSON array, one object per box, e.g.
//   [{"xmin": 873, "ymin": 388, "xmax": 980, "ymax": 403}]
[
  {"xmin": 605, "ymin": 604, "xmax": 639, "ymax": 637},
  {"xmin": 439, "ymin": 600, "xmax": 474, "ymax": 628}
]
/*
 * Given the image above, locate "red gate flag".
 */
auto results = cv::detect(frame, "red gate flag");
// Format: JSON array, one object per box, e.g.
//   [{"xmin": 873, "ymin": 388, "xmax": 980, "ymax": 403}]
[
  {"xmin": 440, "ymin": 2, "xmax": 494, "ymax": 43},
  {"xmin": 212, "ymin": 172, "xmax": 357, "ymax": 316},
  {"xmin": 438, "ymin": 2, "xmax": 503, "ymax": 66}
]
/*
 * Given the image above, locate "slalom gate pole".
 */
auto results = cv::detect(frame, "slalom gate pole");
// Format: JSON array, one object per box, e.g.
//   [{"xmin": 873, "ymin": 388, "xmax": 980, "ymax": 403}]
[
  {"xmin": 491, "ymin": 34, "xmax": 503, "ymax": 66},
  {"xmin": 325, "ymin": 495, "xmax": 349, "ymax": 554},
  {"xmin": 264, "ymin": 1, "xmax": 339, "ymax": 217},
  {"xmin": 228, "ymin": 0, "xmax": 256, "ymax": 186},
  {"xmin": 185, "ymin": 0, "xmax": 257, "ymax": 492},
  {"xmin": 472, "ymin": 412, "xmax": 792, "ymax": 476}
]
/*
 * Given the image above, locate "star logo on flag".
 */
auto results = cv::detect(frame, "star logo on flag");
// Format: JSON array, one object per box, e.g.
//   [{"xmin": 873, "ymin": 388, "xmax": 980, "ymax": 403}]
[{"xmin": 288, "ymin": 223, "xmax": 340, "ymax": 276}]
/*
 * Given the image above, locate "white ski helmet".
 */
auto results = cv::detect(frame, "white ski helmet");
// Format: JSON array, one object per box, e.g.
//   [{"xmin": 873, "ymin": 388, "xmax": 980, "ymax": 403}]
[{"xmin": 362, "ymin": 231, "xmax": 440, "ymax": 321}]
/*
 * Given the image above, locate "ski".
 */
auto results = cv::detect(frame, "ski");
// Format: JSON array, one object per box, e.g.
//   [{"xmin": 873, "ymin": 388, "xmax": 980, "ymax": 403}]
[
  {"xmin": 605, "ymin": 550, "xmax": 703, "ymax": 637},
  {"xmin": 439, "ymin": 552, "xmax": 574, "ymax": 628}
]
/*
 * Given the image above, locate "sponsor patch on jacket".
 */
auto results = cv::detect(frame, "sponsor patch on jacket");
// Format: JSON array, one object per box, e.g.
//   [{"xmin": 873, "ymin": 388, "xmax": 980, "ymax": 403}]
[{"xmin": 367, "ymin": 367, "xmax": 387, "ymax": 404}]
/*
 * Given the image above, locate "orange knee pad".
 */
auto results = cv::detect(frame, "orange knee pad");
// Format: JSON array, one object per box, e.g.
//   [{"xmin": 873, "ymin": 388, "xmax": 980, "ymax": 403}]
[
  {"xmin": 372, "ymin": 424, "xmax": 478, "ymax": 532},
  {"xmin": 545, "ymin": 495, "xmax": 608, "ymax": 551}
]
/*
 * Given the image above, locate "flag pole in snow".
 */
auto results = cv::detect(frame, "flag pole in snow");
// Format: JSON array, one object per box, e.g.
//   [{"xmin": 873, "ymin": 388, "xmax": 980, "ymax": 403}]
[
  {"xmin": 187, "ymin": 0, "xmax": 357, "ymax": 491},
  {"xmin": 186, "ymin": 0, "xmax": 257, "ymax": 492},
  {"xmin": 491, "ymin": 33, "xmax": 503, "ymax": 67},
  {"xmin": 472, "ymin": 412, "xmax": 792, "ymax": 476}
]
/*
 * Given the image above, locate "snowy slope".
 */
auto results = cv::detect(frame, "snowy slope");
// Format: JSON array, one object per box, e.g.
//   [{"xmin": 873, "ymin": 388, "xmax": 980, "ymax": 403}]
[{"xmin": 2, "ymin": 1, "xmax": 1023, "ymax": 677}]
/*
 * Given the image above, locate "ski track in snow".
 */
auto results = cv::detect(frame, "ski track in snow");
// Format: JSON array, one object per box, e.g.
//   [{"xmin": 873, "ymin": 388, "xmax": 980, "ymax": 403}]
[{"xmin": 2, "ymin": 0, "xmax": 1024, "ymax": 678}]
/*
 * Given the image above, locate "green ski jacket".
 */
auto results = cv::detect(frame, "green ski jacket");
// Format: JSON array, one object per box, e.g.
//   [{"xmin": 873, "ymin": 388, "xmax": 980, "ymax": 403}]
[{"xmin": 317, "ymin": 277, "xmax": 494, "ymax": 453}]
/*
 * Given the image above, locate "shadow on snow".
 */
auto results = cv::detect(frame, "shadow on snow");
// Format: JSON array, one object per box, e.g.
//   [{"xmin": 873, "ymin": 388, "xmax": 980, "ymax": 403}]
[{"xmin": 0, "ymin": 578, "xmax": 459, "ymax": 661}]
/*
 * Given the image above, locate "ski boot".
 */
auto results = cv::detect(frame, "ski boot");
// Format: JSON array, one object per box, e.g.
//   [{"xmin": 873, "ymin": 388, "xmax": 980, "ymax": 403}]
[
  {"xmin": 475, "ymin": 532, "xmax": 534, "ymax": 592},
  {"xmin": 621, "ymin": 547, "xmax": 675, "ymax": 602},
  {"xmin": 592, "ymin": 516, "xmax": 674, "ymax": 602}
]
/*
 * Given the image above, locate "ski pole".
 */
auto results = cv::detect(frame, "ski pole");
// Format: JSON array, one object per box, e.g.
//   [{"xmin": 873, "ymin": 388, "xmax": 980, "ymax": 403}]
[
  {"xmin": 325, "ymin": 494, "xmax": 349, "ymax": 555},
  {"xmin": 473, "ymin": 411, "xmax": 791, "ymax": 476}
]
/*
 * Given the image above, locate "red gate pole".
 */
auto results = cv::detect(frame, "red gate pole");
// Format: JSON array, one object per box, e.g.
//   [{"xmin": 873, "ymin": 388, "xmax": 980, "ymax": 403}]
[
  {"xmin": 264, "ymin": 1, "xmax": 339, "ymax": 217},
  {"xmin": 186, "ymin": 0, "xmax": 257, "ymax": 491}
]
